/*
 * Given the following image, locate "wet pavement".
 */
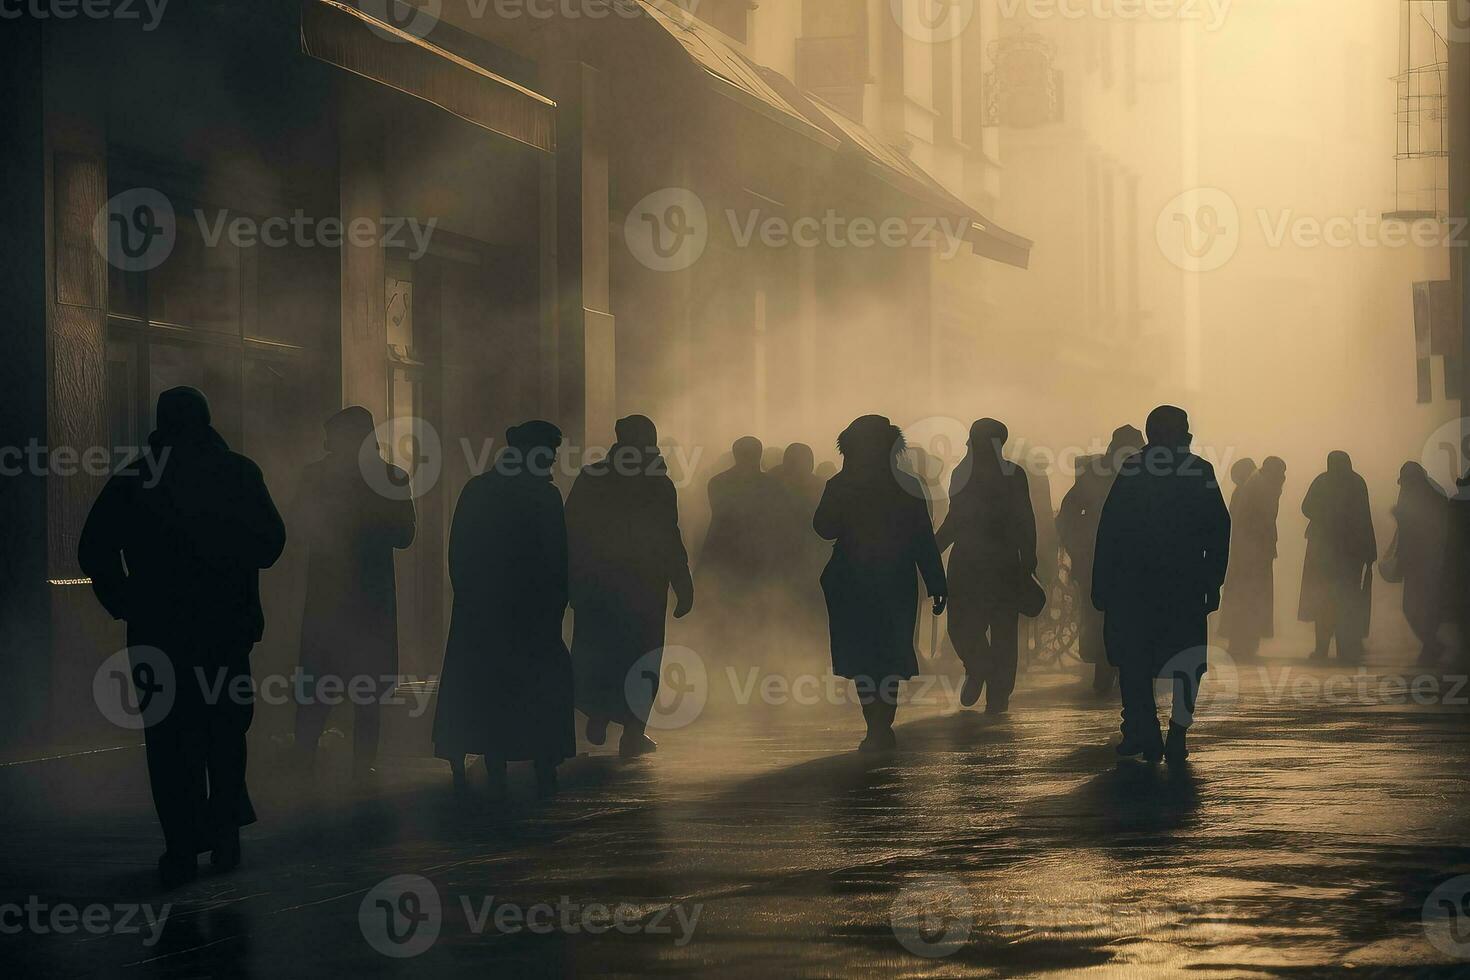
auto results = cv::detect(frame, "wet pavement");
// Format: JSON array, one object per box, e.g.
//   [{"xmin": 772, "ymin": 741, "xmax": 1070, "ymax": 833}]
[{"xmin": 4, "ymin": 635, "xmax": 1470, "ymax": 978}]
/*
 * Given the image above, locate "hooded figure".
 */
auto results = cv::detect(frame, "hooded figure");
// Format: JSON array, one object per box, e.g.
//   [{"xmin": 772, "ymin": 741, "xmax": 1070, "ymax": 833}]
[
  {"xmin": 814, "ymin": 415, "xmax": 947, "ymax": 751},
  {"xmin": 1219, "ymin": 456, "xmax": 1286, "ymax": 658},
  {"xmin": 935, "ymin": 419, "xmax": 1037, "ymax": 715},
  {"xmin": 1390, "ymin": 461, "xmax": 1448, "ymax": 665},
  {"xmin": 568, "ymin": 415, "xmax": 694, "ymax": 758},
  {"xmin": 78, "ymin": 386, "xmax": 286, "ymax": 886},
  {"xmin": 1299, "ymin": 451, "xmax": 1377, "ymax": 662},
  {"xmin": 1228, "ymin": 458, "xmax": 1258, "ymax": 510},
  {"xmin": 1057, "ymin": 424, "xmax": 1143, "ymax": 691},
  {"xmin": 1093, "ymin": 406, "xmax": 1230, "ymax": 765},
  {"xmin": 433, "ymin": 421, "xmax": 574, "ymax": 797},
  {"xmin": 293, "ymin": 406, "xmax": 416, "ymax": 778}
]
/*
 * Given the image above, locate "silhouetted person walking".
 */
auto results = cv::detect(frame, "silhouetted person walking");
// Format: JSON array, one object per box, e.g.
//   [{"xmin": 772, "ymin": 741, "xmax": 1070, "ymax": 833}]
[
  {"xmin": 78, "ymin": 387, "xmax": 285, "ymax": 886},
  {"xmin": 772, "ymin": 442, "xmax": 828, "ymax": 654},
  {"xmin": 1058, "ymin": 424, "xmax": 1142, "ymax": 691},
  {"xmin": 815, "ymin": 416, "xmax": 947, "ymax": 751},
  {"xmin": 1023, "ymin": 449, "xmax": 1059, "ymax": 591},
  {"xmin": 1228, "ymin": 458, "xmax": 1257, "ymax": 509},
  {"xmin": 568, "ymin": 415, "xmax": 693, "ymax": 758},
  {"xmin": 1220, "ymin": 456, "xmax": 1286, "ymax": 659},
  {"xmin": 292, "ymin": 407, "xmax": 415, "ymax": 779},
  {"xmin": 698, "ymin": 436, "xmax": 782, "ymax": 660},
  {"xmin": 935, "ymin": 419, "xmax": 1036, "ymax": 714},
  {"xmin": 433, "ymin": 422, "xmax": 574, "ymax": 797},
  {"xmin": 1387, "ymin": 462, "xmax": 1448, "ymax": 665},
  {"xmin": 1299, "ymin": 452, "xmax": 1376, "ymax": 663},
  {"xmin": 1093, "ymin": 406, "xmax": 1229, "ymax": 764},
  {"xmin": 1444, "ymin": 468, "xmax": 1470, "ymax": 650}
]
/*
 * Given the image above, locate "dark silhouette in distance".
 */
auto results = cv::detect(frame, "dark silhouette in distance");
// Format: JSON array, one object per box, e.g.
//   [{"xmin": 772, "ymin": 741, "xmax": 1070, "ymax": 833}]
[
  {"xmin": 432, "ymin": 421, "xmax": 574, "ymax": 797},
  {"xmin": 814, "ymin": 415, "xmax": 947, "ymax": 751},
  {"xmin": 1092, "ymin": 406, "xmax": 1229, "ymax": 765},
  {"xmin": 771, "ymin": 442, "xmax": 828, "ymax": 653},
  {"xmin": 1219, "ymin": 456, "xmax": 1286, "ymax": 659},
  {"xmin": 78, "ymin": 386, "xmax": 286, "ymax": 887},
  {"xmin": 292, "ymin": 407, "xmax": 416, "ymax": 779},
  {"xmin": 697, "ymin": 436, "xmax": 783, "ymax": 662},
  {"xmin": 1386, "ymin": 461, "xmax": 1448, "ymax": 665},
  {"xmin": 1298, "ymin": 451, "xmax": 1377, "ymax": 662},
  {"xmin": 567, "ymin": 415, "xmax": 694, "ymax": 758},
  {"xmin": 1022, "ymin": 448, "xmax": 1059, "ymax": 591},
  {"xmin": 1058, "ymin": 425, "xmax": 1143, "ymax": 692},
  {"xmin": 935, "ymin": 419, "xmax": 1037, "ymax": 714},
  {"xmin": 1444, "ymin": 467, "xmax": 1470, "ymax": 647},
  {"xmin": 1228, "ymin": 457, "xmax": 1258, "ymax": 509}
]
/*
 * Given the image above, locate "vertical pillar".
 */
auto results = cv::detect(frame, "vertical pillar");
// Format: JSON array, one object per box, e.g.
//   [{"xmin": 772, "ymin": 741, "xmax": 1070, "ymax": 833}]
[
  {"xmin": 552, "ymin": 60, "xmax": 615, "ymax": 452},
  {"xmin": 1451, "ymin": 2, "xmax": 1469, "ymax": 431},
  {"xmin": 339, "ymin": 91, "xmax": 387, "ymax": 419}
]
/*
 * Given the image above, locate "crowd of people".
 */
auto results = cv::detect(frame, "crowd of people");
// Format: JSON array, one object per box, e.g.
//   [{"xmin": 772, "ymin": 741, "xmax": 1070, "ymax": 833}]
[{"xmin": 77, "ymin": 386, "xmax": 1470, "ymax": 885}]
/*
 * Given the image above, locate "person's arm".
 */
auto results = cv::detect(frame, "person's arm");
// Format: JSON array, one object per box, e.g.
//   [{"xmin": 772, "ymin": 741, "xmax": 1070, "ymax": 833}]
[
  {"xmin": 812, "ymin": 480, "xmax": 843, "ymax": 541},
  {"xmin": 77, "ymin": 475, "xmax": 131, "ymax": 621},
  {"xmin": 1091, "ymin": 478, "xmax": 1128, "ymax": 612},
  {"xmin": 661, "ymin": 478, "xmax": 694, "ymax": 617},
  {"xmin": 379, "ymin": 465, "xmax": 417, "ymax": 551},
  {"xmin": 911, "ymin": 495, "xmax": 948, "ymax": 612},
  {"xmin": 542, "ymin": 487, "xmax": 569, "ymax": 613},
  {"xmin": 1200, "ymin": 464, "xmax": 1231, "ymax": 611},
  {"xmin": 1016, "ymin": 471, "xmax": 1038, "ymax": 575}
]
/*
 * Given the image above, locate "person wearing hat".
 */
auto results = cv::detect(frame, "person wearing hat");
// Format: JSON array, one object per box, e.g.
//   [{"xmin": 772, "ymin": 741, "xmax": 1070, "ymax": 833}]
[
  {"xmin": 79, "ymin": 386, "xmax": 286, "ymax": 886},
  {"xmin": 293, "ymin": 406, "xmax": 416, "ymax": 781}
]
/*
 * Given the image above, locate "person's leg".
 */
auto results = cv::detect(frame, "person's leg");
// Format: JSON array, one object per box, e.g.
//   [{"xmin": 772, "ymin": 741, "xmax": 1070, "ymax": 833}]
[
  {"xmin": 947, "ymin": 599, "xmax": 988, "ymax": 707},
  {"xmin": 352, "ymin": 699, "xmax": 382, "ymax": 778},
  {"xmin": 204, "ymin": 658, "xmax": 254, "ymax": 871},
  {"xmin": 1116, "ymin": 664, "xmax": 1162, "ymax": 759},
  {"xmin": 1312, "ymin": 620, "xmax": 1332, "ymax": 660},
  {"xmin": 986, "ymin": 606, "xmax": 1019, "ymax": 712},
  {"xmin": 1164, "ymin": 662, "xmax": 1201, "ymax": 764}
]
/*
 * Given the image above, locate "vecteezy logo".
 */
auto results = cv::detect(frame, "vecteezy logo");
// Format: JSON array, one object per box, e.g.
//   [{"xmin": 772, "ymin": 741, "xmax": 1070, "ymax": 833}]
[
  {"xmin": 94, "ymin": 188, "xmax": 176, "ymax": 272},
  {"xmin": 1157, "ymin": 645, "xmax": 1238, "ymax": 725},
  {"xmin": 624, "ymin": 645, "xmax": 708, "ymax": 731},
  {"xmin": 898, "ymin": 415, "xmax": 972, "ymax": 498},
  {"xmin": 1420, "ymin": 418, "xmax": 1470, "ymax": 502},
  {"xmin": 890, "ymin": 874, "xmax": 973, "ymax": 958},
  {"xmin": 360, "ymin": 874, "xmax": 442, "ymax": 958},
  {"xmin": 1156, "ymin": 187, "xmax": 1239, "ymax": 273},
  {"xmin": 623, "ymin": 188, "xmax": 708, "ymax": 272},
  {"xmin": 358, "ymin": 0, "xmax": 442, "ymax": 41},
  {"xmin": 93, "ymin": 646, "xmax": 175, "ymax": 730},
  {"xmin": 1424, "ymin": 875, "xmax": 1470, "ymax": 959},
  {"xmin": 891, "ymin": 0, "xmax": 975, "ymax": 44},
  {"xmin": 362, "ymin": 416, "xmax": 442, "ymax": 501},
  {"xmin": 1451, "ymin": 0, "xmax": 1470, "ymax": 44}
]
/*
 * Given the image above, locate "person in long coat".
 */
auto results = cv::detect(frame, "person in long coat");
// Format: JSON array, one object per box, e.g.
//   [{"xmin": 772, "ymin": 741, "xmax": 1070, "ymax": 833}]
[
  {"xmin": 814, "ymin": 415, "xmax": 947, "ymax": 751},
  {"xmin": 1219, "ymin": 456, "xmax": 1286, "ymax": 659},
  {"xmin": 433, "ymin": 421, "xmax": 574, "ymax": 796},
  {"xmin": 771, "ymin": 442, "xmax": 828, "ymax": 661},
  {"xmin": 1299, "ymin": 451, "xmax": 1377, "ymax": 662},
  {"xmin": 1390, "ymin": 462, "xmax": 1449, "ymax": 665},
  {"xmin": 1093, "ymin": 406, "xmax": 1230, "ymax": 764},
  {"xmin": 1057, "ymin": 425, "xmax": 1143, "ymax": 691},
  {"xmin": 935, "ymin": 419, "xmax": 1036, "ymax": 715},
  {"xmin": 568, "ymin": 415, "xmax": 694, "ymax": 758},
  {"xmin": 79, "ymin": 386, "xmax": 286, "ymax": 886},
  {"xmin": 293, "ymin": 407, "xmax": 416, "ymax": 779},
  {"xmin": 1444, "ymin": 469, "xmax": 1470, "ymax": 645}
]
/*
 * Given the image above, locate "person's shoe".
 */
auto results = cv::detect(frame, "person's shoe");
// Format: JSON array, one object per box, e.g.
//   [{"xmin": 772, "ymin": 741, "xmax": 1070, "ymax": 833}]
[
  {"xmin": 534, "ymin": 762, "xmax": 559, "ymax": 798},
  {"xmin": 959, "ymin": 673, "xmax": 984, "ymax": 708},
  {"xmin": 158, "ymin": 851, "xmax": 198, "ymax": 889},
  {"xmin": 483, "ymin": 758, "xmax": 510, "ymax": 800},
  {"xmin": 1141, "ymin": 726, "xmax": 1166, "ymax": 764},
  {"xmin": 984, "ymin": 696, "xmax": 1009, "ymax": 716},
  {"xmin": 1115, "ymin": 734, "xmax": 1146, "ymax": 757},
  {"xmin": 619, "ymin": 732, "xmax": 658, "ymax": 758},
  {"xmin": 858, "ymin": 729, "xmax": 896, "ymax": 753},
  {"xmin": 1164, "ymin": 723, "xmax": 1189, "ymax": 765},
  {"xmin": 210, "ymin": 829, "xmax": 241, "ymax": 873},
  {"xmin": 586, "ymin": 716, "xmax": 609, "ymax": 746}
]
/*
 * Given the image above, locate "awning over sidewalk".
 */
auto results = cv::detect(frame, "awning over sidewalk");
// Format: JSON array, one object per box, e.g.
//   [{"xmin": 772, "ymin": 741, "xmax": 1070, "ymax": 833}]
[
  {"xmin": 635, "ymin": 1, "xmax": 839, "ymax": 150},
  {"xmin": 301, "ymin": 0, "xmax": 556, "ymax": 152},
  {"xmin": 633, "ymin": 1, "xmax": 1031, "ymax": 269}
]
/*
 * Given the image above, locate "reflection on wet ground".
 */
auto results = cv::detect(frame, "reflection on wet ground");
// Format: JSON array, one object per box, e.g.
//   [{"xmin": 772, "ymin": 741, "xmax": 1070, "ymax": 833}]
[{"xmin": 3, "ymin": 643, "xmax": 1470, "ymax": 977}]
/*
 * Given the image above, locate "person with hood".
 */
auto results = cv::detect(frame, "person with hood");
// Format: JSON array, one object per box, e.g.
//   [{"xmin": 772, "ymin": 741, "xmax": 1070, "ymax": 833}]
[
  {"xmin": 935, "ymin": 419, "xmax": 1037, "ymax": 715},
  {"xmin": 1093, "ymin": 406, "xmax": 1230, "ymax": 765},
  {"xmin": 79, "ymin": 386, "xmax": 286, "ymax": 886},
  {"xmin": 1057, "ymin": 424, "xmax": 1144, "ymax": 691},
  {"xmin": 814, "ymin": 415, "xmax": 947, "ymax": 750},
  {"xmin": 1388, "ymin": 462, "xmax": 1449, "ymax": 665},
  {"xmin": 1228, "ymin": 458, "xmax": 1258, "ymax": 509},
  {"xmin": 292, "ymin": 407, "xmax": 416, "ymax": 779},
  {"xmin": 433, "ymin": 421, "xmax": 574, "ymax": 797},
  {"xmin": 1299, "ymin": 451, "xmax": 1377, "ymax": 662},
  {"xmin": 1219, "ymin": 456, "xmax": 1287, "ymax": 659},
  {"xmin": 568, "ymin": 415, "xmax": 694, "ymax": 758}
]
